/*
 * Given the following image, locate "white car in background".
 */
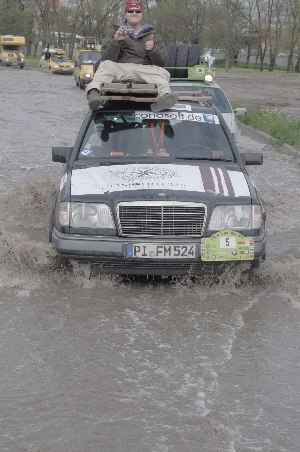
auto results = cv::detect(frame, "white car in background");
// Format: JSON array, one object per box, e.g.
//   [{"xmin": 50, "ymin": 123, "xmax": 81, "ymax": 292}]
[{"xmin": 169, "ymin": 80, "xmax": 246, "ymax": 145}]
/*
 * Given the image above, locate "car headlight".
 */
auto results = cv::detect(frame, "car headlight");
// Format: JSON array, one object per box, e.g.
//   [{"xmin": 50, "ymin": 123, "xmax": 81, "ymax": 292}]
[
  {"xmin": 53, "ymin": 65, "xmax": 59, "ymax": 68},
  {"xmin": 83, "ymin": 73, "xmax": 91, "ymax": 77},
  {"xmin": 205, "ymin": 74, "xmax": 213, "ymax": 83},
  {"xmin": 208, "ymin": 205, "xmax": 262, "ymax": 230},
  {"xmin": 59, "ymin": 202, "xmax": 115, "ymax": 230}
]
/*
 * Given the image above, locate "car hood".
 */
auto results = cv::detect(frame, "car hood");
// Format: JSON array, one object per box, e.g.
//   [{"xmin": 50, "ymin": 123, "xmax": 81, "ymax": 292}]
[
  {"xmin": 80, "ymin": 64, "xmax": 93, "ymax": 71},
  {"xmin": 71, "ymin": 163, "xmax": 250, "ymax": 198}
]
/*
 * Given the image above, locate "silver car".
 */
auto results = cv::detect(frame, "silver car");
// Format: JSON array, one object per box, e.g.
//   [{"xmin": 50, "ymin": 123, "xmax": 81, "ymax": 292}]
[{"xmin": 170, "ymin": 80, "xmax": 246, "ymax": 145}]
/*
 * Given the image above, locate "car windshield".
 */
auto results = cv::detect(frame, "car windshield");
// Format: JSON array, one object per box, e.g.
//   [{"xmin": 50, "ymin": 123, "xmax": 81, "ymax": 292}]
[
  {"xmin": 170, "ymin": 85, "xmax": 232, "ymax": 113},
  {"xmin": 77, "ymin": 110, "xmax": 235, "ymax": 161},
  {"xmin": 52, "ymin": 56, "xmax": 68, "ymax": 63},
  {"xmin": 80, "ymin": 51, "xmax": 101, "ymax": 64}
]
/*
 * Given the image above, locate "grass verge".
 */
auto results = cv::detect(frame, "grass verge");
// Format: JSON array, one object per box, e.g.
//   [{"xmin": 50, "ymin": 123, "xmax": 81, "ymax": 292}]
[
  {"xmin": 25, "ymin": 56, "xmax": 41, "ymax": 67},
  {"xmin": 214, "ymin": 59, "xmax": 287, "ymax": 72},
  {"xmin": 214, "ymin": 59, "xmax": 300, "ymax": 77},
  {"xmin": 25, "ymin": 56, "xmax": 75, "ymax": 67},
  {"xmin": 237, "ymin": 107, "xmax": 300, "ymax": 149}
]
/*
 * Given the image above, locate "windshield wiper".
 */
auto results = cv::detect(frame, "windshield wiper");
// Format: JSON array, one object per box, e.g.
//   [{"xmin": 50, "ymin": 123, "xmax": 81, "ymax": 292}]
[{"xmin": 175, "ymin": 156, "xmax": 233, "ymax": 162}]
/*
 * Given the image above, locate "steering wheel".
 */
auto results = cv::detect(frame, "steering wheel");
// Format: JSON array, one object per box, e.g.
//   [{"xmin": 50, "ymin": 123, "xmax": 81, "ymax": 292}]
[{"xmin": 175, "ymin": 143, "xmax": 213, "ymax": 158}]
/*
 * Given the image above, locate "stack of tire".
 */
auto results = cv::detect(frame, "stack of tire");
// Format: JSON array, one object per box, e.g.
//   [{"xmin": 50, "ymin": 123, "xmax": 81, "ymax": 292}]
[{"xmin": 166, "ymin": 44, "xmax": 201, "ymax": 78}]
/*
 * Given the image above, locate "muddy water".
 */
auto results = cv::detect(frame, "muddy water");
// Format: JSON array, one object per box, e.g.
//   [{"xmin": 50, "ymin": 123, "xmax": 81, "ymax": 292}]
[{"xmin": 1, "ymin": 67, "xmax": 300, "ymax": 452}]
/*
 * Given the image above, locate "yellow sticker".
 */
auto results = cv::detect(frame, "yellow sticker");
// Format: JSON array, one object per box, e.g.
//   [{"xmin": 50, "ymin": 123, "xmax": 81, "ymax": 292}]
[{"xmin": 201, "ymin": 230, "xmax": 254, "ymax": 262}]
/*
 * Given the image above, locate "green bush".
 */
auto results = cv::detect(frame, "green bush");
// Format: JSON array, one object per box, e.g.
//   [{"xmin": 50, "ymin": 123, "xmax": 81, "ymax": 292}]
[{"xmin": 213, "ymin": 59, "xmax": 226, "ymax": 67}]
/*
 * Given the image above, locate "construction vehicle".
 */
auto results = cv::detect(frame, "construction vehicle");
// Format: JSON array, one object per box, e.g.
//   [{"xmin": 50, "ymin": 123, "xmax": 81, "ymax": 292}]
[
  {"xmin": 0, "ymin": 35, "xmax": 25, "ymax": 68},
  {"xmin": 75, "ymin": 37, "xmax": 102, "ymax": 89}
]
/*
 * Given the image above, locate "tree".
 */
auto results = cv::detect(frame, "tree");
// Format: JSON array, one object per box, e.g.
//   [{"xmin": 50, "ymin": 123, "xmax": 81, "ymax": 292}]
[
  {"xmin": 213, "ymin": 0, "xmax": 247, "ymax": 72},
  {"xmin": 268, "ymin": 0, "xmax": 284, "ymax": 71},
  {"xmin": 148, "ymin": 0, "xmax": 209, "ymax": 45},
  {"xmin": 0, "ymin": 0, "xmax": 33, "ymax": 38},
  {"xmin": 285, "ymin": 0, "xmax": 300, "ymax": 72}
]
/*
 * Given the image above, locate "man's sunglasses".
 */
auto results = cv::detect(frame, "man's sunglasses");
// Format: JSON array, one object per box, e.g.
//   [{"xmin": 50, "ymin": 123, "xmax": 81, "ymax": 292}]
[{"xmin": 126, "ymin": 9, "xmax": 142, "ymax": 13}]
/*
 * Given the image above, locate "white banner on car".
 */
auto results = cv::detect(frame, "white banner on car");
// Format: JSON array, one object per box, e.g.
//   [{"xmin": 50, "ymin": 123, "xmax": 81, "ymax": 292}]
[
  {"xmin": 135, "ymin": 111, "xmax": 220, "ymax": 124},
  {"xmin": 71, "ymin": 164, "xmax": 250, "ymax": 197}
]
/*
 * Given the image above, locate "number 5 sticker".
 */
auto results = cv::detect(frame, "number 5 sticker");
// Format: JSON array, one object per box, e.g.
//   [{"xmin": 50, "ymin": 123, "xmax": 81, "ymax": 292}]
[{"xmin": 220, "ymin": 237, "xmax": 236, "ymax": 248}]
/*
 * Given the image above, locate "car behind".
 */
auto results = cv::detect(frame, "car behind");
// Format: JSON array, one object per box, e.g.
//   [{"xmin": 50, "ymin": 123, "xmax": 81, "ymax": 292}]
[
  {"xmin": 170, "ymin": 80, "xmax": 246, "ymax": 145},
  {"xmin": 40, "ymin": 48, "xmax": 74, "ymax": 74}
]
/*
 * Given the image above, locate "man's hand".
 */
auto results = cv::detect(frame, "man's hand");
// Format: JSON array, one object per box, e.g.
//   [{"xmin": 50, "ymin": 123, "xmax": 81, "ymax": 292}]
[
  {"xmin": 145, "ymin": 34, "xmax": 155, "ymax": 51},
  {"xmin": 114, "ymin": 26, "xmax": 129, "ymax": 42}
]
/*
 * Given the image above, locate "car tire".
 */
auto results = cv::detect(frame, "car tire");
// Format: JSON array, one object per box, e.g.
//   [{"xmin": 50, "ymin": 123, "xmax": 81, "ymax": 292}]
[
  {"xmin": 76, "ymin": 77, "xmax": 79, "ymax": 87},
  {"xmin": 79, "ymin": 79, "xmax": 85, "ymax": 89},
  {"xmin": 187, "ymin": 44, "xmax": 201, "ymax": 67},
  {"xmin": 0, "ymin": 60, "xmax": 4, "ymax": 67},
  {"xmin": 166, "ymin": 44, "xmax": 177, "ymax": 78},
  {"xmin": 20, "ymin": 65, "xmax": 24, "ymax": 69},
  {"xmin": 175, "ymin": 44, "xmax": 189, "ymax": 78}
]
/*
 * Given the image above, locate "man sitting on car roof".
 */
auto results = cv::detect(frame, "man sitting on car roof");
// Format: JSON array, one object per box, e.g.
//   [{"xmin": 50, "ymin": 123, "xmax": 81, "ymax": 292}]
[{"xmin": 86, "ymin": 0, "xmax": 178, "ymax": 113}]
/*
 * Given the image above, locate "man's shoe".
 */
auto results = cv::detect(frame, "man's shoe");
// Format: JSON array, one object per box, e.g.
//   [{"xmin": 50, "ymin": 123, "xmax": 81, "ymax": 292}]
[
  {"xmin": 87, "ymin": 89, "xmax": 102, "ymax": 110},
  {"xmin": 150, "ymin": 93, "xmax": 179, "ymax": 112}
]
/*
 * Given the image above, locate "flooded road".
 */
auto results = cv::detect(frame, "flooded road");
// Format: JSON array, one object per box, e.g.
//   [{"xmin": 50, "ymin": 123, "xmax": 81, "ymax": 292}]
[{"xmin": 1, "ymin": 67, "xmax": 300, "ymax": 452}]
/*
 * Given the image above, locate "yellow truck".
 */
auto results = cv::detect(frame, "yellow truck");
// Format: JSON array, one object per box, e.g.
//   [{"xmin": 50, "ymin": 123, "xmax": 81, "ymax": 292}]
[
  {"xmin": 0, "ymin": 35, "xmax": 25, "ymax": 68},
  {"xmin": 75, "ymin": 37, "xmax": 101, "ymax": 89}
]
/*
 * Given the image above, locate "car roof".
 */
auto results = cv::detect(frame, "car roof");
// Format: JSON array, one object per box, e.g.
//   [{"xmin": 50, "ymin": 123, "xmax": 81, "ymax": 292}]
[
  {"xmin": 95, "ymin": 100, "xmax": 220, "ymax": 115},
  {"xmin": 169, "ymin": 80, "xmax": 222, "ymax": 90}
]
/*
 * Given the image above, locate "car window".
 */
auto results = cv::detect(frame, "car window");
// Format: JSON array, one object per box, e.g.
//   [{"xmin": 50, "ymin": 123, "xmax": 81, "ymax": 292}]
[
  {"xmin": 3, "ymin": 45, "xmax": 19, "ymax": 51},
  {"xmin": 80, "ymin": 51, "xmax": 102, "ymax": 64},
  {"xmin": 77, "ymin": 110, "xmax": 235, "ymax": 161},
  {"xmin": 207, "ymin": 88, "xmax": 231, "ymax": 113},
  {"xmin": 170, "ymin": 85, "xmax": 232, "ymax": 113}
]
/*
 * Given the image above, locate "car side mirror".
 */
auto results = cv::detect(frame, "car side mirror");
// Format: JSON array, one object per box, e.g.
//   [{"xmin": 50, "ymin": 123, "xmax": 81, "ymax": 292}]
[
  {"xmin": 52, "ymin": 147, "xmax": 73, "ymax": 163},
  {"xmin": 234, "ymin": 107, "xmax": 247, "ymax": 116},
  {"xmin": 240, "ymin": 152, "xmax": 263, "ymax": 165}
]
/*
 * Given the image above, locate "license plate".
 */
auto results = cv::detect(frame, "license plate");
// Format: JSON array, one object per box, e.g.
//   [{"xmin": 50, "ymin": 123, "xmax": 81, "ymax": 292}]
[
  {"xmin": 126, "ymin": 243, "xmax": 198, "ymax": 259},
  {"xmin": 201, "ymin": 230, "xmax": 254, "ymax": 262}
]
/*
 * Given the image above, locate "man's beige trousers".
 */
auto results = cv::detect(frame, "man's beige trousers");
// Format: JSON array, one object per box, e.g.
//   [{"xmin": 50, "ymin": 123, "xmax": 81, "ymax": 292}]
[{"xmin": 86, "ymin": 60, "xmax": 171, "ymax": 99}]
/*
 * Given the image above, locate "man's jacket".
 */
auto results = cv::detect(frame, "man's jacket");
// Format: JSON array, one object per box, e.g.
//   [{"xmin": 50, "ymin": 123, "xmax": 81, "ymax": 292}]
[{"xmin": 101, "ymin": 22, "xmax": 168, "ymax": 67}]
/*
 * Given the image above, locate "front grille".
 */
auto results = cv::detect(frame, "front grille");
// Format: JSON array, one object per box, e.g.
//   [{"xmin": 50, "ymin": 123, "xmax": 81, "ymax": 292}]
[{"xmin": 117, "ymin": 201, "xmax": 206, "ymax": 236}]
